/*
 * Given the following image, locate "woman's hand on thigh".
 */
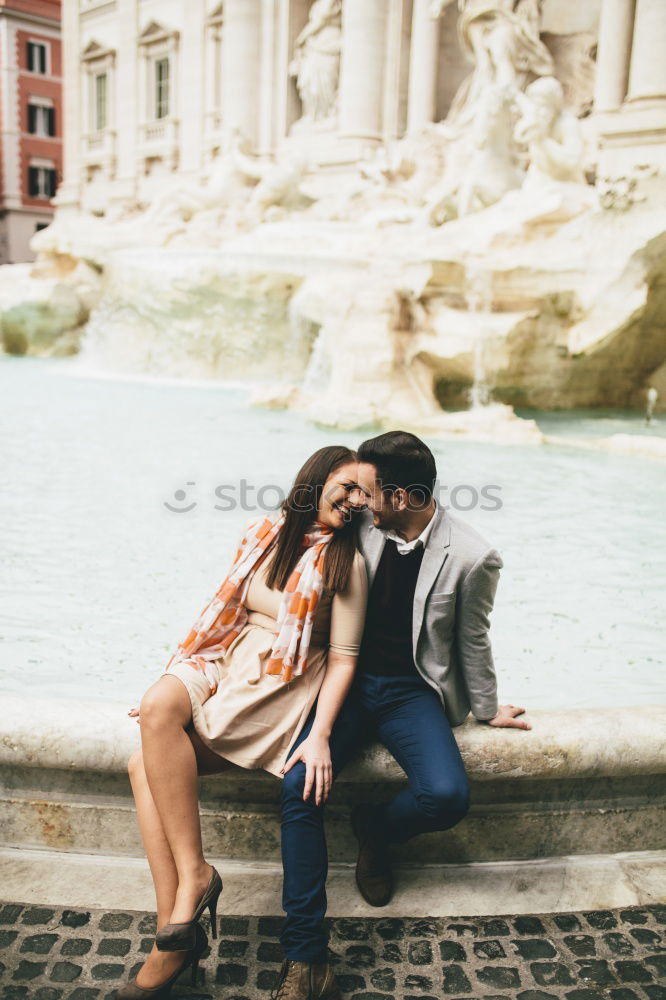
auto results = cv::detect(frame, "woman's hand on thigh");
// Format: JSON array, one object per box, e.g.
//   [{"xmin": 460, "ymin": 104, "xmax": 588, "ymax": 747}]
[
  {"xmin": 128, "ymin": 707, "xmax": 139, "ymax": 723},
  {"xmin": 281, "ymin": 732, "xmax": 333, "ymax": 807}
]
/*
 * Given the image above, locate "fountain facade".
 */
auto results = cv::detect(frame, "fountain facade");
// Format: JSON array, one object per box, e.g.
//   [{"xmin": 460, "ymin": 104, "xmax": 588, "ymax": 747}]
[{"xmin": 0, "ymin": 0, "xmax": 665, "ymax": 439}]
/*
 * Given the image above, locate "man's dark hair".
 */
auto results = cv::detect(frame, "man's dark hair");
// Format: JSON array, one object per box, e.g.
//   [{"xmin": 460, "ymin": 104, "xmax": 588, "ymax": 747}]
[{"xmin": 357, "ymin": 431, "xmax": 437, "ymax": 502}]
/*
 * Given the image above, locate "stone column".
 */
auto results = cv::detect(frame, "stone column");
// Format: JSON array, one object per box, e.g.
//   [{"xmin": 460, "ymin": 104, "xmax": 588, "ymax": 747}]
[
  {"xmin": 338, "ymin": 0, "xmax": 389, "ymax": 143},
  {"xmin": 407, "ymin": 0, "xmax": 440, "ymax": 131},
  {"xmin": 593, "ymin": 0, "xmax": 636, "ymax": 112},
  {"xmin": 57, "ymin": 0, "xmax": 81, "ymax": 210},
  {"xmin": 383, "ymin": 0, "xmax": 412, "ymax": 140},
  {"xmin": 221, "ymin": 0, "xmax": 262, "ymax": 147},
  {"xmin": 275, "ymin": 0, "xmax": 310, "ymax": 143},
  {"xmin": 178, "ymin": 0, "xmax": 205, "ymax": 173},
  {"xmin": 258, "ymin": 0, "xmax": 278, "ymax": 155},
  {"xmin": 627, "ymin": 0, "xmax": 666, "ymax": 103},
  {"xmin": 114, "ymin": 0, "xmax": 139, "ymax": 200}
]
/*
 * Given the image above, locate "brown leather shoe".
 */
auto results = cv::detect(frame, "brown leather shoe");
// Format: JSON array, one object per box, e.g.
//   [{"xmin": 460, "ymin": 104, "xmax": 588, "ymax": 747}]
[
  {"xmin": 351, "ymin": 803, "xmax": 393, "ymax": 907},
  {"xmin": 270, "ymin": 959, "xmax": 341, "ymax": 999}
]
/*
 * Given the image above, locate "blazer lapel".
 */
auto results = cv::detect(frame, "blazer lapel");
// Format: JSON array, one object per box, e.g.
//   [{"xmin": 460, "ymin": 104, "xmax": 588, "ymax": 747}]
[
  {"xmin": 412, "ymin": 503, "xmax": 451, "ymax": 660},
  {"xmin": 358, "ymin": 511, "xmax": 387, "ymax": 589}
]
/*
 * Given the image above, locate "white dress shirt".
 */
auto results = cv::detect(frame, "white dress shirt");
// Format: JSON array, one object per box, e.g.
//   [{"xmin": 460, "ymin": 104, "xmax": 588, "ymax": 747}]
[{"xmin": 383, "ymin": 507, "xmax": 437, "ymax": 555}]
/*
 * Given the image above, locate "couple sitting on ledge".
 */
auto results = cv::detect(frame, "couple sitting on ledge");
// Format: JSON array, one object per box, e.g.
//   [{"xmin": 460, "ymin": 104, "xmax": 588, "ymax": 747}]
[{"xmin": 120, "ymin": 430, "xmax": 530, "ymax": 999}]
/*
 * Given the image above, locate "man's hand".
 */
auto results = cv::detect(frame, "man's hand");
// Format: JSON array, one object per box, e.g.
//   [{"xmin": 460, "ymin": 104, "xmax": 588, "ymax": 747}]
[
  {"xmin": 281, "ymin": 732, "xmax": 333, "ymax": 806},
  {"xmin": 486, "ymin": 704, "xmax": 531, "ymax": 730}
]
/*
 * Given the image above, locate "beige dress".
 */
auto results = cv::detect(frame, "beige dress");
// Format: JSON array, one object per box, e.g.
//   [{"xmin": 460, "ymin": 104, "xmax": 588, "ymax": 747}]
[{"xmin": 164, "ymin": 547, "xmax": 368, "ymax": 777}]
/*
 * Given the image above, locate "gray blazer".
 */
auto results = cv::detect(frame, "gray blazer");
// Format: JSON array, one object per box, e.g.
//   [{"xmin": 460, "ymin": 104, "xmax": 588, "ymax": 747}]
[{"xmin": 357, "ymin": 501, "xmax": 502, "ymax": 726}]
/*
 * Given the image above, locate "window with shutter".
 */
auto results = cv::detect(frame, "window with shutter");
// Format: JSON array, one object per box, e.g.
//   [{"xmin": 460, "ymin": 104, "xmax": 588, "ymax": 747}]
[
  {"xmin": 155, "ymin": 58, "xmax": 170, "ymax": 120},
  {"xmin": 95, "ymin": 73, "xmax": 107, "ymax": 131},
  {"xmin": 28, "ymin": 167, "xmax": 39, "ymax": 197},
  {"xmin": 27, "ymin": 41, "xmax": 48, "ymax": 74}
]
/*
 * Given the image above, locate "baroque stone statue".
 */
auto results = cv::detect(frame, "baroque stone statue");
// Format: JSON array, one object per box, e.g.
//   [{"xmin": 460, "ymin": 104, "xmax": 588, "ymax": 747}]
[{"xmin": 289, "ymin": 0, "xmax": 343, "ymax": 126}]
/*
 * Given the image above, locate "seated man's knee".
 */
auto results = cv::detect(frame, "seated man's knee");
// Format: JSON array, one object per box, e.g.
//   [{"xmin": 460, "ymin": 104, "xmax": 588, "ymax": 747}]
[
  {"xmin": 281, "ymin": 762, "xmax": 306, "ymax": 804},
  {"xmin": 420, "ymin": 777, "xmax": 470, "ymax": 828},
  {"xmin": 280, "ymin": 761, "xmax": 325, "ymax": 817}
]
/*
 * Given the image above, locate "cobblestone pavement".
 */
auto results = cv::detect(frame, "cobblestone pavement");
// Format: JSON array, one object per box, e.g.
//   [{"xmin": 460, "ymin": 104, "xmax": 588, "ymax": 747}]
[{"xmin": 0, "ymin": 902, "xmax": 664, "ymax": 1000}]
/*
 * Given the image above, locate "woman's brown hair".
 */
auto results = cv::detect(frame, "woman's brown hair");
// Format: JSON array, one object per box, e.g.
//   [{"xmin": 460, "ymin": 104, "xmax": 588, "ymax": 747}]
[{"xmin": 265, "ymin": 445, "xmax": 359, "ymax": 594}]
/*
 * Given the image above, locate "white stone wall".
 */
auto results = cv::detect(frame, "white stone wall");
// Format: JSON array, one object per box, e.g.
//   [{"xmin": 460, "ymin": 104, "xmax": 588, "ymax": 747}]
[{"xmin": 58, "ymin": 0, "xmax": 666, "ymax": 215}]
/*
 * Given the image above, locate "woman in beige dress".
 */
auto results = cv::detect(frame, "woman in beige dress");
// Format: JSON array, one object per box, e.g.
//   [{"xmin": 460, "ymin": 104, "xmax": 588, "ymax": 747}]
[{"xmin": 118, "ymin": 445, "xmax": 368, "ymax": 998}]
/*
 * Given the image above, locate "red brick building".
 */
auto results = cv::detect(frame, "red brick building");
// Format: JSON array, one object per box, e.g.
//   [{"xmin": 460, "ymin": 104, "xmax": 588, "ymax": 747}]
[{"xmin": 0, "ymin": 0, "xmax": 62, "ymax": 263}]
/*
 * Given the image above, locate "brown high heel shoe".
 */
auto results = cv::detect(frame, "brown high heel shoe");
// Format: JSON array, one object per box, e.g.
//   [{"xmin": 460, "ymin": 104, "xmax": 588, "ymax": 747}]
[
  {"xmin": 115, "ymin": 921, "xmax": 207, "ymax": 998},
  {"xmin": 155, "ymin": 865, "xmax": 222, "ymax": 952}
]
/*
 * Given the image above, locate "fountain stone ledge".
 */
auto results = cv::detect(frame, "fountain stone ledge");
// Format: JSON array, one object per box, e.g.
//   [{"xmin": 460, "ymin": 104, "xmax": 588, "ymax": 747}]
[{"xmin": 1, "ymin": 696, "xmax": 664, "ymax": 868}]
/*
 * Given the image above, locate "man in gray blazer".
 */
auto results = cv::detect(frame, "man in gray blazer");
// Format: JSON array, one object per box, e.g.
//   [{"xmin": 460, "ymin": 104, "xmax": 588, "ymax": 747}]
[{"xmin": 278, "ymin": 431, "xmax": 529, "ymax": 992}]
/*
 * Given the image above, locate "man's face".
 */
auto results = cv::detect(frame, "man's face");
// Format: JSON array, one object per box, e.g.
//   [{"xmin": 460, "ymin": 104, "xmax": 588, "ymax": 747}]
[{"xmin": 357, "ymin": 462, "xmax": 402, "ymax": 530}]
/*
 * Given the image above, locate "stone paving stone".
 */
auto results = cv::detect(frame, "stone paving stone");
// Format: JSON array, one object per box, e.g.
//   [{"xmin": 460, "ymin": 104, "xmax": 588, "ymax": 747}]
[
  {"xmin": 135, "ymin": 914, "xmax": 156, "ymax": 935},
  {"xmin": 96, "ymin": 938, "xmax": 131, "ymax": 957},
  {"xmin": 11, "ymin": 962, "xmax": 45, "ymax": 982},
  {"xmin": 59, "ymin": 912, "xmax": 90, "ymax": 930},
  {"xmin": 48, "ymin": 961, "xmax": 81, "ymax": 983},
  {"xmin": 380, "ymin": 943, "xmax": 402, "ymax": 963},
  {"xmin": 605, "ymin": 933, "xmax": 636, "ymax": 956},
  {"xmin": 584, "ymin": 911, "xmax": 618, "ymax": 930},
  {"xmin": 439, "ymin": 940, "xmax": 466, "ymax": 961},
  {"xmin": 614, "ymin": 960, "xmax": 655, "ymax": 983},
  {"xmin": 441, "ymin": 962, "xmax": 473, "ymax": 992},
  {"xmin": 474, "ymin": 939, "xmax": 507, "ymax": 959},
  {"xmin": 375, "ymin": 919, "xmax": 404, "ymax": 941},
  {"xmin": 563, "ymin": 935, "xmax": 597, "ymax": 957},
  {"xmin": 514, "ymin": 938, "xmax": 557, "ymax": 960},
  {"xmin": 629, "ymin": 928, "xmax": 664, "ymax": 949},
  {"xmin": 476, "ymin": 964, "xmax": 521, "ymax": 988},
  {"xmin": 515, "ymin": 916, "xmax": 547, "ymax": 936},
  {"xmin": 1, "ymin": 902, "xmax": 665, "ymax": 998},
  {"xmin": 554, "ymin": 915, "xmax": 583, "ymax": 932},
  {"xmin": 18, "ymin": 914, "xmax": 54, "ymax": 929},
  {"xmin": 482, "ymin": 919, "xmax": 512, "ymax": 937},
  {"xmin": 20, "ymin": 939, "xmax": 58, "ymax": 958},
  {"xmin": 645, "ymin": 955, "xmax": 666, "ymax": 977},
  {"xmin": 621, "ymin": 910, "xmax": 650, "ymax": 925},
  {"xmin": 59, "ymin": 939, "xmax": 92, "ymax": 957},
  {"xmin": 97, "ymin": 914, "xmax": 132, "ymax": 933},
  {"xmin": 407, "ymin": 940, "xmax": 432, "ymax": 964}
]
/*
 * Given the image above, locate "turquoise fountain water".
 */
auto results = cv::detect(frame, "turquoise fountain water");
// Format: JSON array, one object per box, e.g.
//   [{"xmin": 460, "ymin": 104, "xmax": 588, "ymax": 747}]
[{"xmin": 1, "ymin": 355, "xmax": 664, "ymax": 709}]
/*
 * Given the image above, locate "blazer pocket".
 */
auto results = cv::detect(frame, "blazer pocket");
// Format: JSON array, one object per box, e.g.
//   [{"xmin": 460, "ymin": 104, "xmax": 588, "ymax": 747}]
[{"xmin": 430, "ymin": 591, "xmax": 456, "ymax": 605}]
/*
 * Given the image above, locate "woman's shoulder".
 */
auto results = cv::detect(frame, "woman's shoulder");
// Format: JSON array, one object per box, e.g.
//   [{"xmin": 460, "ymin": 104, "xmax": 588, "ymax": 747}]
[
  {"xmin": 352, "ymin": 547, "xmax": 367, "ymax": 574},
  {"xmin": 332, "ymin": 546, "xmax": 367, "ymax": 596},
  {"xmin": 237, "ymin": 511, "xmax": 281, "ymax": 539}
]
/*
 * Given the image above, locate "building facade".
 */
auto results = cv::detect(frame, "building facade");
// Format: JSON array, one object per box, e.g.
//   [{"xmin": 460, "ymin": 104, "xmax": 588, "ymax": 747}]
[
  {"xmin": 55, "ymin": 0, "xmax": 666, "ymax": 219},
  {"xmin": 0, "ymin": 0, "xmax": 62, "ymax": 263}
]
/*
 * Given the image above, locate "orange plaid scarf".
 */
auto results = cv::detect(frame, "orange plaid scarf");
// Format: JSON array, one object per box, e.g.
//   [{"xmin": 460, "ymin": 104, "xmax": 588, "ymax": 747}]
[{"xmin": 165, "ymin": 513, "xmax": 334, "ymax": 690}]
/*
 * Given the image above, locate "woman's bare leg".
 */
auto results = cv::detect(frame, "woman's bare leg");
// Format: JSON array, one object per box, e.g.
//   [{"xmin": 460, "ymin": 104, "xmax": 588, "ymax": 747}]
[
  {"xmin": 127, "ymin": 724, "xmax": 231, "ymax": 986},
  {"xmin": 139, "ymin": 674, "xmax": 233, "ymax": 924},
  {"xmin": 128, "ymin": 748, "xmax": 185, "ymax": 987}
]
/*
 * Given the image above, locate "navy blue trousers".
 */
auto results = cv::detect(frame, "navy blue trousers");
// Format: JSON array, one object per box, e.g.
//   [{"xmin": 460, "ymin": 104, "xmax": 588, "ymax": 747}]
[{"xmin": 279, "ymin": 672, "xmax": 471, "ymax": 962}]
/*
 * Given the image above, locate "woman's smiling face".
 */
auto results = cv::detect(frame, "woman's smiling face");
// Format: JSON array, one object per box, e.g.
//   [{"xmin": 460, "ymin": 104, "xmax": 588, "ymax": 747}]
[{"xmin": 316, "ymin": 461, "xmax": 366, "ymax": 530}]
